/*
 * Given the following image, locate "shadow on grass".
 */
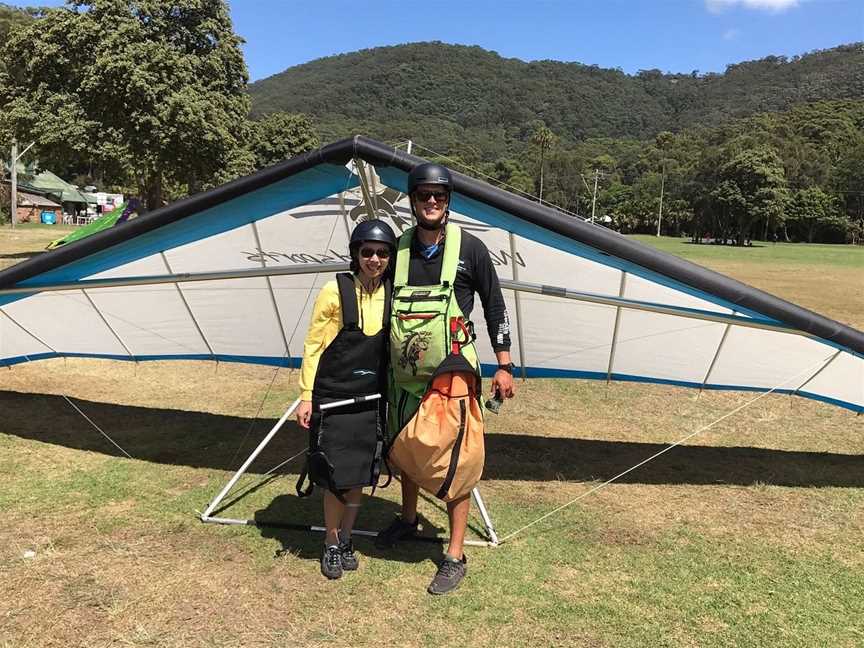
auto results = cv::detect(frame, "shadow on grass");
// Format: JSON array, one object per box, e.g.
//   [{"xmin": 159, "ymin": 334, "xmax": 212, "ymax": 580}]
[
  {"xmin": 3, "ymin": 390, "xmax": 862, "ymax": 488},
  {"xmin": 0, "ymin": 251, "xmax": 44, "ymax": 260},
  {"xmin": 252, "ymin": 493, "xmax": 446, "ymax": 566},
  {"xmin": 682, "ymin": 241, "xmax": 767, "ymax": 248}
]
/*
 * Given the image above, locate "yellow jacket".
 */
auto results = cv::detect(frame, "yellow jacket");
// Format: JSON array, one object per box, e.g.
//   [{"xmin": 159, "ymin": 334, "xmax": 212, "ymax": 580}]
[{"xmin": 298, "ymin": 276, "xmax": 387, "ymax": 400}]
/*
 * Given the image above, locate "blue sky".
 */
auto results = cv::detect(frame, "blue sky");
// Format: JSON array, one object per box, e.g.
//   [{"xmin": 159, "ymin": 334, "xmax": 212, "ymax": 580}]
[{"xmin": 12, "ymin": 0, "xmax": 863, "ymax": 81}]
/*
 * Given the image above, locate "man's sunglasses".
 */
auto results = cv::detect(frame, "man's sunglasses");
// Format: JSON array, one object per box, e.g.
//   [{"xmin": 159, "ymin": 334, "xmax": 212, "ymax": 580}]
[
  {"xmin": 359, "ymin": 247, "xmax": 391, "ymax": 259},
  {"xmin": 414, "ymin": 190, "xmax": 449, "ymax": 203}
]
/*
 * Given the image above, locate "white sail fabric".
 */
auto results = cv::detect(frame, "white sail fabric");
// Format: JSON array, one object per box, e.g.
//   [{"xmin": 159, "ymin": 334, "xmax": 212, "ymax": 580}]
[{"xmin": 0, "ymin": 146, "xmax": 860, "ymax": 413}]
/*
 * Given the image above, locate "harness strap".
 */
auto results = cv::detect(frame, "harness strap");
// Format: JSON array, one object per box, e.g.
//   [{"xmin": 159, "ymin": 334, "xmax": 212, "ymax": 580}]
[
  {"xmin": 296, "ymin": 452, "xmax": 348, "ymax": 503},
  {"xmin": 436, "ymin": 398, "xmax": 468, "ymax": 500},
  {"xmin": 394, "ymin": 230, "xmax": 413, "ymax": 288},
  {"xmin": 439, "ymin": 223, "xmax": 462, "ymax": 286},
  {"xmin": 295, "ymin": 462, "xmax": 315, "ymax": 498},
  {"xmin": 382, "ymin": 279, "xmax": 392, "ymax": 328},
  {"xmin": 393, "ymin": 223, "xmax": 462, "ymax": 288},
  {"xmin": 335, "ymin": 273, "xmax": 359, "ymax": 330}
]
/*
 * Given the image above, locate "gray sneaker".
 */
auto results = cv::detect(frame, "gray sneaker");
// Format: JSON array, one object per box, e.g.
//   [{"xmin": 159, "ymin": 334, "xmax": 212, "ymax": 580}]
[
  {"xmin": 339, "ymin": 539, "xmax": 359, "ymax": 571},
  {"xmin": 320, "ymin": 544, "xmax": 342, "ymax": 580},
  {"xmin": 374, "ymin": 515, "xmax": 419, "ymax": 549},
  {"xmin": 427, "ymin": 554, "xmax": 467, "ymax": 595}
]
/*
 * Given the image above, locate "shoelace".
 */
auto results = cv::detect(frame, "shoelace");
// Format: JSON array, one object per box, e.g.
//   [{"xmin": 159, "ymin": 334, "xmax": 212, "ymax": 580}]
[
  {"xmin": 325, "ymin": 547, "xmax": 341, "ymax": 568},
  {"xmin": 438, "ymin": 559, "xmax": 461, "ymax": 578}
]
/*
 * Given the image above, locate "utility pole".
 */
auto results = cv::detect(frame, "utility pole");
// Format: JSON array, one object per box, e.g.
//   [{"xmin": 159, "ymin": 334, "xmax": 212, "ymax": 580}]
[
  {"xmin": 580, "ymin": 170, "xmax": 601, "ymax": 223},
  {"xmin": 10, "ymin": 141, "xmax": 17, "ymax": 228},
  {"xmin": 8, "ymin": 140, "xmax": 34, "ymax": 229},
  {"xmin": 656, "ymin": 163, "xmax": 665, "ymax": 237}
]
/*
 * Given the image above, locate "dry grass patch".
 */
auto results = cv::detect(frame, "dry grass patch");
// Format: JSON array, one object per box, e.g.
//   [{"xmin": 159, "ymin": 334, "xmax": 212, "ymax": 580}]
[{"xmin": 707, "ymin": 262, "xmax": 864, "ymax": 331}]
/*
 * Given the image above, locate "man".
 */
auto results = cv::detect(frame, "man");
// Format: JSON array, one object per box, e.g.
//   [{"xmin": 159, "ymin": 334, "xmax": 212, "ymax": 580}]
[{"xmin": 377, "ymin": 162, "xmax": 516, "ymax": 595}]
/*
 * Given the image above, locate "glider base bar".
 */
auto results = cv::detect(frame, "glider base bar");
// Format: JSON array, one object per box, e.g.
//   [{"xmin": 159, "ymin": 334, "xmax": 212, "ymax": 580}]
[
  {"xmin": 201, "ymin": 398, "xmax": 301, "ymax": 519},
  {"xmin": 471, "ymin": 488, "xmax": 500, "ymax": 545},
  {"xmin": 199, "ymin": 515, "xmax": 495, "ymax": 547}
]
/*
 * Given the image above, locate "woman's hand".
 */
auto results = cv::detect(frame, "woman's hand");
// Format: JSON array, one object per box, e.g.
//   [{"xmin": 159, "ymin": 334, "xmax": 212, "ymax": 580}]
[{"xmin": 295, "ymin": 400, "xmax": 313, "ymax": 429}]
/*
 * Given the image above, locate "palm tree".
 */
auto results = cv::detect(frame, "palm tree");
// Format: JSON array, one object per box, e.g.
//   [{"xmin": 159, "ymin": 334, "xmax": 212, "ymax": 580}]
[{"xmin": 530, "ymin": 124, "xmax": 557, "ymax": 205}]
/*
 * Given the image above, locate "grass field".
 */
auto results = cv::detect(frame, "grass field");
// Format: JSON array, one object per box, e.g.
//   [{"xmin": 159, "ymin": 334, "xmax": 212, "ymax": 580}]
[{"xmin": 1, "ymin": 225, "xmax": 862, "ymax": 647}]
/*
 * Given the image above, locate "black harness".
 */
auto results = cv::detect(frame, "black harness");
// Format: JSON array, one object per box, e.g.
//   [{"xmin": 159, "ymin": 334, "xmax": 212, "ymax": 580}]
[{"xmin": 296, "ymin": 273, "xmax": 391, "ymax": 499}]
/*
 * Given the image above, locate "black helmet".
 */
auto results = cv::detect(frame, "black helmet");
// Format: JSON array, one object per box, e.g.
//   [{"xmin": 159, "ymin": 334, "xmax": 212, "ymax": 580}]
[
  {"xmin": 407, "ymin": 163, "xmax": 453, "ymax": 194},
  {"xmin": 349, "ymin": 219, "xmax": 396, "ymax": 250}
]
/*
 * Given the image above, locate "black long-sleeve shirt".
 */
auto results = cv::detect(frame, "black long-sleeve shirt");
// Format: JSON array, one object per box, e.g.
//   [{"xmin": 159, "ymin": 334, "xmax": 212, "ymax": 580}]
[{"xmin": 402, "ymin": 228, "xmax": 511, "ymax": 353}]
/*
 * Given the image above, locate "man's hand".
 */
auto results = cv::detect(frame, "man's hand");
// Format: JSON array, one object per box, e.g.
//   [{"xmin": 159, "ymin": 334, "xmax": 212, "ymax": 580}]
[
  {"xmin": 491, "ymin": 369, "xmax": 516, "ymax": 399},
  {"xmin": 295, "ymin": 400, "xmax": 313, "ymax": 429}
]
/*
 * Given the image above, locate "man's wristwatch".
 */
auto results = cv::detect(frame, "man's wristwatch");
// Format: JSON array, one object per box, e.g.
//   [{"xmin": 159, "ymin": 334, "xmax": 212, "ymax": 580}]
[{"xmin": 497, "ymin": 362, "xmax": 515, "ymax": 374}]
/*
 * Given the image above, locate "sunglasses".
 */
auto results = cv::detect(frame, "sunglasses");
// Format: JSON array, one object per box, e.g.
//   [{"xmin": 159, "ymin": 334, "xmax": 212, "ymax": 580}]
[
  {"xmin": 414, "ymin": 190, "xmax": 449, "ymax": 203},
  {"xmin": 359, "ymin": 247, "xmax": 391, "ymax": 259}
]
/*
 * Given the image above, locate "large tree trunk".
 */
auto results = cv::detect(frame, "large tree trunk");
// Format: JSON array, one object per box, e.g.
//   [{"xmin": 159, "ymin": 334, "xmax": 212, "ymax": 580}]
[{"xmin": 141, "ymin": 173, "xmax": 163, "ymax": 212}]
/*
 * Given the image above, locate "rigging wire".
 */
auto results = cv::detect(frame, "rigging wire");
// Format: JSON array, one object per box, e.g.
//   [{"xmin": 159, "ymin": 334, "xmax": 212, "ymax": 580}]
[
  {"xmin": 496, "ymin": 352, "xmax": 839, "ymax": 545},
  {"xmin": 62, "ymin": 394, "xmax": 133, "ymax": 460},
  {"xmin": 206, "ymin": 447, "xmax": 308, "ymax": 515}
]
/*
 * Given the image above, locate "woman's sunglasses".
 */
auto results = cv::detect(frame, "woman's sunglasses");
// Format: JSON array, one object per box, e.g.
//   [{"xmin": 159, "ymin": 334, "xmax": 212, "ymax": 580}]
[
  {"xmin": 414, "ymin": 190, "xmax": 449, "ymax": 203},
  {"xmin": 359, "ymin": 247, "xmax": 391, "ymax": 259}
]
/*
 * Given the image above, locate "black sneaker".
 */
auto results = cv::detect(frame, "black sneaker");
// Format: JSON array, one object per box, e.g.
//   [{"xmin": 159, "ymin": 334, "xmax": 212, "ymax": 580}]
[
  {"xmin": 320, "ymin": 544, "xmax": 342, "ymax": 580},
  {"xmin": 374, "ymin": 515, "xmax": 419, "ymax": 549},
  {"xmin": 427, "ymin": 554, "xmax": 467, "ymax": 595},
  {"xmin": 339, "ymin": 539, "xmax": 359, "ymax": 571}
]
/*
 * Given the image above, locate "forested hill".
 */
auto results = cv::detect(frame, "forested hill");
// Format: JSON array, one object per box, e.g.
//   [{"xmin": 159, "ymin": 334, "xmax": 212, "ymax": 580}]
[{"xmin": 249, "ymin": 41, "xmax": 864, "ymax": 148}]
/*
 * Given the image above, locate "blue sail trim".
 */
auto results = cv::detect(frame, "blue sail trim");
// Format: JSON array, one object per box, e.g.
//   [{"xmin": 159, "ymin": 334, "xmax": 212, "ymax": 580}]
[
  {"xmin": 476, "ymin": 363, "xmax": 861, "ymax": 413},
  {"xmin": 2, "ymin": 352, "xmax": 856, "ymax": 412},
  {"xmin": 0, "ymin": 351, "xmax": 303, "ymax": 369}
]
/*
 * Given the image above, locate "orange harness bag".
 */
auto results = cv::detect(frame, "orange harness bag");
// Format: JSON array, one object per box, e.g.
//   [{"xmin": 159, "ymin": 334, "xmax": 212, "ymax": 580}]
[{"xmin": 388, "ymin": 370, "xmax": 484, "ymax": 502}]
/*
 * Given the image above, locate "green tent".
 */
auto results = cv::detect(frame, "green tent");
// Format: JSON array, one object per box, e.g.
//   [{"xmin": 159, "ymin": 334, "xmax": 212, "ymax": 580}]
[
  {"xmin": 22, "ymin": 170, "xmax": 89, "ymax": 205},
  {"xmin": 46, "ymin": 202, "xmax": 126, "ymax": 250}
]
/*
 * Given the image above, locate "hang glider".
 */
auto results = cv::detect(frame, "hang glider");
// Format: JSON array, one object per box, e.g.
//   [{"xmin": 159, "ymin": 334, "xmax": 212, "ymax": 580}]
[{"xmin": 0, "ymin": 136, "xmax": 861, "ymax": 413}]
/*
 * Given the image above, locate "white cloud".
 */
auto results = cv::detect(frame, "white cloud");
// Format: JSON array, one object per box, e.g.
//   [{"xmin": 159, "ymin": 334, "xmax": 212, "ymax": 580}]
[
  {"xmin": 706, "ymin": 0, "xmax": 800, "ymax": 14},
  {"xmin": 723, "ymin": 28, "xmax": 742, "ymax": 40}
]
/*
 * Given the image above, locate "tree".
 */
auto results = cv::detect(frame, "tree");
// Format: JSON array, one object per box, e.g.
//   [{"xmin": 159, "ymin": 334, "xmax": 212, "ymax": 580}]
[
  {"xmin": 529, "ymin": 122, "xmax": 557, "ymax": 204},
  {"xmin": 488, "ymin": 157, "xmax": 534, "ymax": 197},
  {"xmin": 248, "ymin": 112, "xmax": 319, "ymax": 170},
  {"xmin": 0, "ymin": 4, "xmax": 41, "ymax": 44},
  {"xmin": 713, "ymin": 146, "xmax": 789, "ymax": 245},
  {"xmin": 0, "ymin": 0, "xmax": 251, "ymax": 209},
  {"xmin": 787, "ymin": 186, "xmax": 842, "ymax": 243},
  {"xmin": 833, "ymin": 134, "xmax": 864, "ymax": 244}
]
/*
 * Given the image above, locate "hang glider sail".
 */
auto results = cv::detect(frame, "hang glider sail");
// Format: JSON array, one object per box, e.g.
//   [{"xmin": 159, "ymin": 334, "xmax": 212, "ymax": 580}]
[{"xmin": 0, "ymin": 136, "xmax": 861, "ymax": 412}]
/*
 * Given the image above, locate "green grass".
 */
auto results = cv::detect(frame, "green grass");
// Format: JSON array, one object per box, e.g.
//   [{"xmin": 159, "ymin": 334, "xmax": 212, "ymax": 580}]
[{"xmin": 629, "ymin": 235, "xmax": 864, "ymax": 269}]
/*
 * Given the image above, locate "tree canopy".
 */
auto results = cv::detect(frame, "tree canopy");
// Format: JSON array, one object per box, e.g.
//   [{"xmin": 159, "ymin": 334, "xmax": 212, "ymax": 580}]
[
  {"xmin": 249, "ymin": 41, "xmax": 864, "ymax": 153},
  {"xmin": 0, "ymin": 1, "xmax": 318, "ymax": 210}
]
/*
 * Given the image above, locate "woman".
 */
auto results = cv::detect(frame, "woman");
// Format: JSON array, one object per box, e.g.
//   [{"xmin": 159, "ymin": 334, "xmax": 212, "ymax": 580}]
[{"xmin": 295, "ymin": 219, "xmax": 395, "ymax": 580}]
